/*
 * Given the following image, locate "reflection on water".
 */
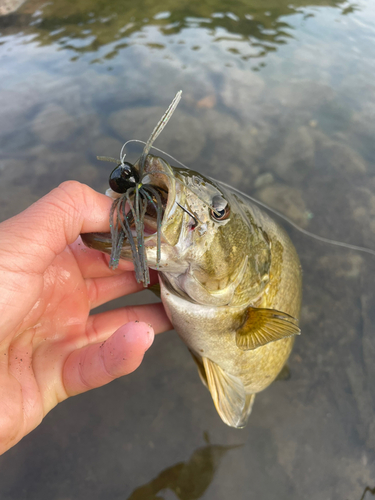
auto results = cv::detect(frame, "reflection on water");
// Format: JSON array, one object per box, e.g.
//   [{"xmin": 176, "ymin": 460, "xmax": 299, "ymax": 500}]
[
  {"xmin": 127, "ymin": 434, "xmax": 241, "ymax": 500},
  {"xmin": 359, "ymin": 486, "xmax": 375, "ymax": 500},
  {"xmin": 0, "ymin": 0, "xmax": 353, "ymax": 65},
  {"xmin": 0, "ymin": 0, "xmax": 375, "ymax": 499}
]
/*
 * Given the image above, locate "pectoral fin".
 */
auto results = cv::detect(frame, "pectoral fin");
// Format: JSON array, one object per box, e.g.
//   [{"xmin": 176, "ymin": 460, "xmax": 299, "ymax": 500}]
[
  {"xmin": 236, "ymin": 307, "xmax": 300, "ymax": 351},
  {"xmin": 202, "ymin": 356, "xmax": 255, "ymax": 428}
]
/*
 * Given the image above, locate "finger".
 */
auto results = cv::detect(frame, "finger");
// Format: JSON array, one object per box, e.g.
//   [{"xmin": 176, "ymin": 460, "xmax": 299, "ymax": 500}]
[
  {"xmin": 86, "ymin": 303, "xmax": 173, "ymax": 345},
  {"xmin": 63, "ymin": 321, "xmax": 154, "ymax": 397},
  {"xmin": 0, "ymin": 181, "xmax": 113, "ymax": 276},
  {"xmin": 70, "ymin": 237, "xmax": 135, "ymax": 279},
  {"xmin": 86, "ymin": 270, "xmax": 159, "ymax": 309}
]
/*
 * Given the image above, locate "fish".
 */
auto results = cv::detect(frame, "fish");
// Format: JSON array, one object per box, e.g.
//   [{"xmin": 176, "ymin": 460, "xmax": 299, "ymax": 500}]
[{"xmin": 81, "ymin": 94, "xmax": 303, "ymax": 428}]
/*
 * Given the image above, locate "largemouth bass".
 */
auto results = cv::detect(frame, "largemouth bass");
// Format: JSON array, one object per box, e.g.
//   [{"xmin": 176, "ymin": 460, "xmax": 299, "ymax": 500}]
[
  {"xmin": 82, "ymin": 93, "xmax": 302, "ymax": 428},
  {"xmin": 82, "ymin": 151, "xmax": 302, "ymax": 428}
]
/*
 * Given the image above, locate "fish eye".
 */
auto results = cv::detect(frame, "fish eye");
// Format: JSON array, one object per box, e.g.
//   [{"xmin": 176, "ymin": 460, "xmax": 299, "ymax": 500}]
[
  {"xmin": 210, "ymin": 195, "xmax": 230, "ymax": 221},
  {"xmin": 109, "ymin": 162, "xmax": 139, "ymax": 193}
]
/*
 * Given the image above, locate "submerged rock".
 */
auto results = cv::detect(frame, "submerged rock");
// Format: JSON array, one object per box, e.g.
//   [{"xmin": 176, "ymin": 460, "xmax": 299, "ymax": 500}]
[
  {"xmin": 348, "ymin": 186, "xmax": 375, "ymax": 248},
  {"xmin": 254, "ymin": 172, "xmax": 274, "ymax": 189},
  {"xmin": 268, "ymin": 126, "xmax": 315, "ymax": 183},
  {"xmin": 314, "ymin": 130, "xmax": 368, "ymax": 176},
  {"xmin": 255, "ymin": 183, "xmax": 310, "ymax": 228}
]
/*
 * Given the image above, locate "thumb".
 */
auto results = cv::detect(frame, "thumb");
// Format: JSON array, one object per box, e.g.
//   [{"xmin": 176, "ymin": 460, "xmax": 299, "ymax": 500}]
[
  {"xmin": 62, "ymin": 321, "xmax": 155, "ymax": 397},
  {"xmin": 0, "ymin": 181, "xmax": 113, "ymax": 276}
]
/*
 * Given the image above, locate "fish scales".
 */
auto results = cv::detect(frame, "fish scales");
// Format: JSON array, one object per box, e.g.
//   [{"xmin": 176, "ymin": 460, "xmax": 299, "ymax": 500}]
[{"xmin": 82, "ymin": 153, "xmax": 302, "ymax": 428}]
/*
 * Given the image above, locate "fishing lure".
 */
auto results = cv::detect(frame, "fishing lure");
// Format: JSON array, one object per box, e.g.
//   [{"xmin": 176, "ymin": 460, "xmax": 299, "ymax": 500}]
[{"xmin": 97, "ymin": 91, "xmax": 182, "ymax": 285}]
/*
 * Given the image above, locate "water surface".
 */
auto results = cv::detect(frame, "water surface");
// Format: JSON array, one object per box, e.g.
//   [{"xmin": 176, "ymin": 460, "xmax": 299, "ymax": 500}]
[{"xmin": 0, "ymin": 0, "xmax": 375, "ymax": 498}]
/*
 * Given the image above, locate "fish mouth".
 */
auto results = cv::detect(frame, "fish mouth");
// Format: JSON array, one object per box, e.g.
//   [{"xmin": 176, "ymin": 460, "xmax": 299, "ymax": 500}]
[{"xmin": 81, "ymin": 155, "xmax": 177, "ymax": 260}]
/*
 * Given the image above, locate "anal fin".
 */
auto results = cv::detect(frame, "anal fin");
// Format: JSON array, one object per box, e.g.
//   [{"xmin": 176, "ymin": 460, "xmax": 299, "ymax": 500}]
[{"xmin": 202, "ymin": 356, "xmax": 255, "ymax": 428}]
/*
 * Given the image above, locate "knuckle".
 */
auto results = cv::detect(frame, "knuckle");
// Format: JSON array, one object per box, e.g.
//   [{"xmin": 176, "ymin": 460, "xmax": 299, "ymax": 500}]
[
  {"xmin": 87, "ymin": 278, "xmax": 100, "ymax": 308},
  {"xmin": 85, "ymin": 315, "xmax": 102, "ymax": 344}
]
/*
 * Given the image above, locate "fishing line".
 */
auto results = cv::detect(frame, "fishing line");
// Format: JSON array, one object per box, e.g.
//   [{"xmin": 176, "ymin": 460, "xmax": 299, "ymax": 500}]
[
  {"xmin": 116, "ymin": 141, "xmax": 218, "ymax": 211},
  {"xmin": 101, "ymin": 93, "xmax": 374, "ymax": 280},
  {"xmin": 118, "ymin": 139, "xmax": 188, "ymax": 171},
  {"xmin": 118, "ymin": 140, "xmax": 375, "ymax": 257},
  {"xmin": 217, "ymin": 180, "xmax": 375, "ymax": 257}
]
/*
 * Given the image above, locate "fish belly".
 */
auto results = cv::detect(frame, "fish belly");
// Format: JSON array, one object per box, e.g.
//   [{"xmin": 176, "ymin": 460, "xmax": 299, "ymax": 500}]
[{"xmin": 160, "ymin": 277, "xmax": 293, "ymax": 394}]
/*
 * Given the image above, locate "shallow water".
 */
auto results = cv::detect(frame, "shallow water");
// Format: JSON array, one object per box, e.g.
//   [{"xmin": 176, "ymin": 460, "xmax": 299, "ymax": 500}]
[{"xmin": 0, "ymin": 0, "xmax": 375, "ymax": 498}]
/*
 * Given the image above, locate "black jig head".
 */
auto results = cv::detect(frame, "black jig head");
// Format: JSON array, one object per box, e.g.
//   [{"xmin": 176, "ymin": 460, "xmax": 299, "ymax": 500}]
[{"xmin": 109, "ymin": 161, "xmax": 139, "ymax": 193}]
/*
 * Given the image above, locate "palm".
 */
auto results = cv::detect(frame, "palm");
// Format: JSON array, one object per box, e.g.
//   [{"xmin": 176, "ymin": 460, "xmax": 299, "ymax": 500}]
[
  {"xmin": 27, "ymin": 246, "xmax": 90, "ymax": 342},
  {"xmin": 0, "ymin": 181, "xmax": 171, "ymax": 455},
  {"xmin": 2, "ymin": 240, "xmax": 169, "ymax": 454}
]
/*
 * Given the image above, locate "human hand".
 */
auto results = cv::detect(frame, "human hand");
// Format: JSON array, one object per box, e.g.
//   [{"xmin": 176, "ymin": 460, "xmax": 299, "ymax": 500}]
[{"xmin": 0, "ymin": 181, "xmax": 172, "ymax": 455}]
